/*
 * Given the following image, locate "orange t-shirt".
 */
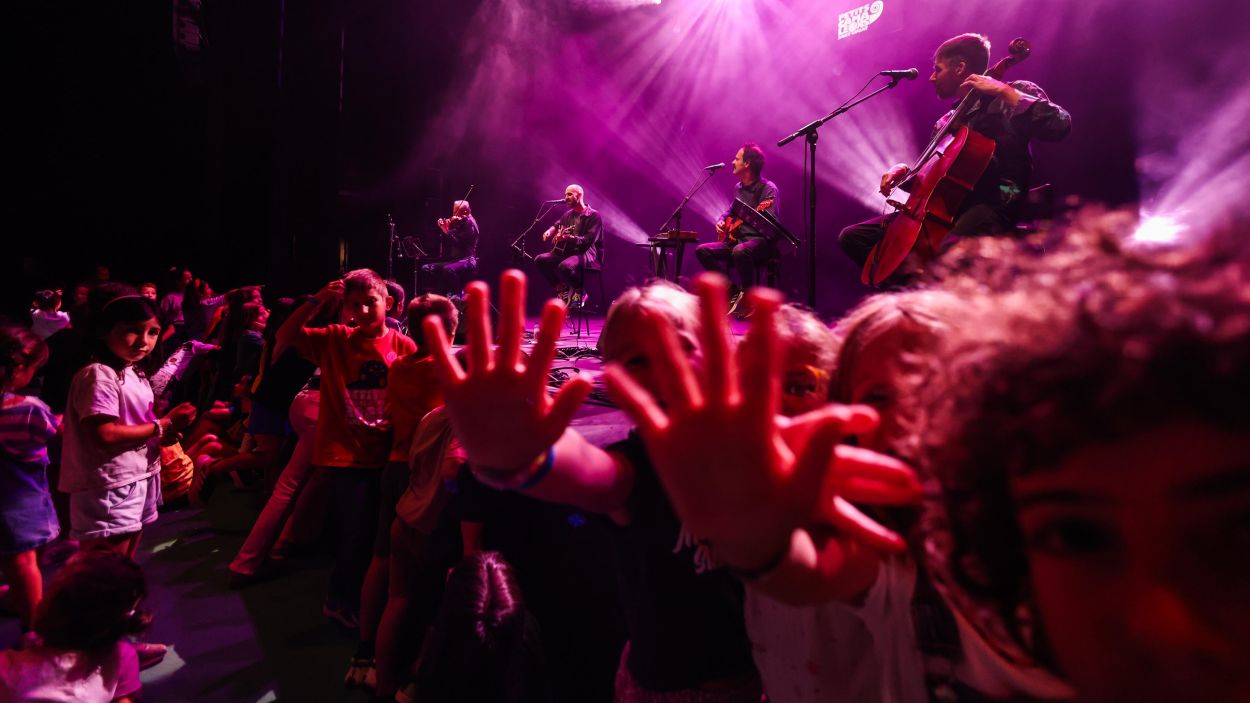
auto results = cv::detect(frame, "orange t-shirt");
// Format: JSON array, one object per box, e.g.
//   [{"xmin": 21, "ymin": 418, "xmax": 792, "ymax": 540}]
[
  {"xmin": 299, "ymin": 324, "xmax": 416, "ymax": 468},
  {"xmin": 385, "ymin": 353, "xmax": 444, "ymax": 462}
]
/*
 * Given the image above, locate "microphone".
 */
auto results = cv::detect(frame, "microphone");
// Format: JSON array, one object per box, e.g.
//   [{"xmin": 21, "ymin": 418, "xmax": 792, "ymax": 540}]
[
  {"xmin": 879, "ymin": 68, "xmax": 919, "ymax": 80},
  {"xmin": 704, "ymin": 162, "xmax": 726, "ymax": 172},
  {"xmin": 544, "ymin": 199, "xmax": 565, "ymax": 204}
]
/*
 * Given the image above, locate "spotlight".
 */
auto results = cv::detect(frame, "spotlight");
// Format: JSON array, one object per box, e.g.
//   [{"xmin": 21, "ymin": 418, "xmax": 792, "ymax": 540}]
[{"xmin": 1132, "ymin": 213, "xmax": 1187, "ymax": 245}]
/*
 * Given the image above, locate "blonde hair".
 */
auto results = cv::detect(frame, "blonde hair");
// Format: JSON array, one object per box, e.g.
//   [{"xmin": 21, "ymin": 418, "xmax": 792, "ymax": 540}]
[
  {"xmin": 830, "ymin": 289, "xmax": 963, "ymax": 404},
  {"xmin": 597, "ymin": 280, "xmax": 700, "ymax": 361},
  {"xmin": 776, "ymin": 304, "xmax": 835, "ymax": 369}
]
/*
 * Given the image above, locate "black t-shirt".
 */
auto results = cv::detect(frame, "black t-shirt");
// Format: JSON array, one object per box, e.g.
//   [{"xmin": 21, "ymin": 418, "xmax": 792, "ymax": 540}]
[
  {"xmin": 933, "ymin": 80, "xmax": 1071, "ymax": 221},
  {"xmin": 606, "ymin": 432, "xmax": 757, "ymax": 691},
  {"xmin": 551, "ymin": 208, "xmax": 603, "ymax": 266},
  {"xmin": 252, "ymin": 346, "xmax": 316, "ymax": 411}
]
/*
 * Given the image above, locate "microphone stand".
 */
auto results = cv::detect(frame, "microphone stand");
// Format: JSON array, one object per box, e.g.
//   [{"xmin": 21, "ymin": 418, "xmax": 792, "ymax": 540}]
[
  {"xmin": 510, "ymin": 202, "xmax": 560, "ymax": 263},
  {"xmin": 777, "ymin": 75, "xmax": 905, "ymax": 307},
  {"xmin": 385, "ymin": 214, "xmax": 398, "ymax": 281},
  {"xmin": 660, "ymin": 168, "xmax": 718, "ymax": 238},
  {"xmin": 657, "ymin": 168, "xmax": 719, "ymax": 281}
]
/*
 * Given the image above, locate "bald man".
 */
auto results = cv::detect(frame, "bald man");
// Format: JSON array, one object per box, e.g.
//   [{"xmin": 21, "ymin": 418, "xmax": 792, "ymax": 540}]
[{"xmin": 536, "ymin": 184, "xmax": 604, "ymax": 306}]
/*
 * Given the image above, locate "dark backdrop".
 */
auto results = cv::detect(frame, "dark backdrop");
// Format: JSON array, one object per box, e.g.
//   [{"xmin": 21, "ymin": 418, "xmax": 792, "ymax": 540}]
[{"xmin": 6, "ymin": 0, "xmax": 1244, "ymax": 319}]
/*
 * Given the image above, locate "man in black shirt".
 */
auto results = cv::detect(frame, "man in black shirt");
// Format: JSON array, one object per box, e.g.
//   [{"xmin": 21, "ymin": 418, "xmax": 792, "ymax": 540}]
[
  {"xmin": 838, "ymin": 33, "xmax": 1072, "ymax": 282},
  {"xmin": 536, "ymin": 184, "xmax": 603, "ymax": 306},
  {"xmin": 695, "ymin": 143, "xmax": 780, "ymax": 312},
  {"xmin": 422, "ymin": 200, "xmax": 479, "ymax": 295}
]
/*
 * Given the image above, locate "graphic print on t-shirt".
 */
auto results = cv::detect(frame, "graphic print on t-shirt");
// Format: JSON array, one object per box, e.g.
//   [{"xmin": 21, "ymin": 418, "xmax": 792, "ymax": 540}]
[{"xmin": 344, "ymin": 360, "xmax": 390, "ymax": 431}]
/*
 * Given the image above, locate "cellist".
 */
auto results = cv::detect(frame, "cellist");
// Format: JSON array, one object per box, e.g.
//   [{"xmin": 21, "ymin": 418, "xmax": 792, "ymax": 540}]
[{"xmin": 837, "ymin": 34, "xmax": 1071, "ymax": 281}]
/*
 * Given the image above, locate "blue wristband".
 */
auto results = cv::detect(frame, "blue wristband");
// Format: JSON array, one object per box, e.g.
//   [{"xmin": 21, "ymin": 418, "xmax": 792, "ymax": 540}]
[{"xmin": 516, "ymin": 446, "xmax": 555, "ymax": 491}]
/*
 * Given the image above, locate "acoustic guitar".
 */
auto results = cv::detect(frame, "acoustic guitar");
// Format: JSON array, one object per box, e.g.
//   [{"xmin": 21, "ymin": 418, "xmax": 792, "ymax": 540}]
[
  {"xmin": 717, "ymin": 198, "xmax": 775, "ymax": 246},
  {"xmin": 545, "ymin": 223, "xmax": 580, "ymax": 258}
]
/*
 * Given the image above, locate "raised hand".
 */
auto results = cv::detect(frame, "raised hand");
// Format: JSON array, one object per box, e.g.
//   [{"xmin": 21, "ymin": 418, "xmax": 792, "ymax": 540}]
[
  {"xmin": 314, "ymin": 279, "xmax": 345, "ymax": 304},
  {"xmin": 603, "ymin": 274, "xmax": 920, "ymax": 571},
  {"xmin": 423, "ymin": 270, "xmax": 592, "ymax": 473}
]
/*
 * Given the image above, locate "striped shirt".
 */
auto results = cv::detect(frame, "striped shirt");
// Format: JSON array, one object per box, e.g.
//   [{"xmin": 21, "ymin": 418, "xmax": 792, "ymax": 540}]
[{"xmin": 0, "ymin": 392, "xmax": 59, "ymax": 465}]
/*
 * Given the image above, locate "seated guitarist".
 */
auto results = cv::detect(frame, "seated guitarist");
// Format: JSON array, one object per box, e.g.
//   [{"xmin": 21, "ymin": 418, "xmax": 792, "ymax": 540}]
[
  {"xmin": 838, "ymin": 33, "xmax": 1071, "ymax": 282},
  {"xmin": 696, "ymin": 143, "xmax": 779, "ymax": 313},
  {"xmin": 536, "ymin": 184, "xmax": 603, "ymax": 306}
]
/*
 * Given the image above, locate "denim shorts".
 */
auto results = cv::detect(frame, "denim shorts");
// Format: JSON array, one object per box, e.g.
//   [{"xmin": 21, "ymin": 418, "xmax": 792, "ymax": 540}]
[
  {"xmin": 0, "ymin": 480, "xmax": 59, "ymax": 556},
  {"xmin": 69, "ymin": 473, "xmax": 162, "ymax": 540}
]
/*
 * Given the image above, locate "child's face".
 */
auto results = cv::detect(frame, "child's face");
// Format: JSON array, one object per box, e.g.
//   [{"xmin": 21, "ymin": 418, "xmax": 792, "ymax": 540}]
[
  {"xmin": 343, "ymin": 288, "xmax": 391, "ymax": 333},
  {"xmin": 8, "ymin": 360, "xmax": 41, "ymax": 392},
  {"xmin": 139, "ymin": 286, "xmax": 157, "ymax": 301},
  {"xmin": 842, "ymin": 326, "xmax": 919, "ymax": 452},
  {"xmin": 105, "ymin": 317, "xmax": 162, "ymax": 364},
  {"xmin": 1011, "ymin": 421, "xmax": 1250, "ymax": 702},
  {"xmin": 603, "ymin": 308, "xmax": 702, "ymax": 409},
  {"xmin": 780, "ymin": 347, "xmax": 830, "ymax": 418}
]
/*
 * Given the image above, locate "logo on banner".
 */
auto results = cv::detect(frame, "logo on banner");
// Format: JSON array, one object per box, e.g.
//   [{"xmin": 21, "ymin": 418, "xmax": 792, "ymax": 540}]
[{"xmin": 838, "ymin": 0, "xmax": 885, "ymax": 40}]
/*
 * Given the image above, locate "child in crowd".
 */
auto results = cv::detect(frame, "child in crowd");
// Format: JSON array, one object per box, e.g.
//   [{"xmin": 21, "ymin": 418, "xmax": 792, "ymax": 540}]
[
  {"xmin": 158, "ymin": 267, "xmax": 192, "ymax": 353},
  {"xmin": 586, "ymin": 274, "xmax": 923, "ymax": 701},
  {"xmin": 400, "ymin": 551, "xmax": 549, "ymax": 703},
  {"xmin": 197, "ymin": 298, "xmax": 298, "ymax": 492},
  {"xmin": 915, "ymin": 215, "xmax": 1250, "ymax": 702},
  {"xmin": 0, "ymin": 324, "xmax": 60, "ymax": 636},
  {"xmin": 276, "ymin": 269, "xmax": 415, "ymax": 626},
  {"xmin": 59, "ymin": 288, "xmax": 197, "ymax": 558},
  {"xmin": 346, "ymin": 293, "xmax": 458, "ymax": 692},
  {"xmin": 181, "ymin": 277, "xmax": 224, "ymax": 343},
  {"xmin": 747, "ymin": 291, "xmax": 1067, "ymax": 702},
  {"xmin": 424, "ymin": 271, "xmax": 766, "ymax": 702},
  {"xmin": 384, "ymin": 279, "xmax": 407, "ymax": 332},
  {"xmin": 0, "ymin": 545, "xmax": 150, "ymax": 702},
  {"xmin": 372, "ymin": 406, "xmax": 487, "ymax": 699},
  {"xmin": 136, "ymin": 283, "xmax": 157, "ymax": 302},
  {"xmin": 30, "ymin": 290, "xmax": 71, "ymax": 341},
  {"xmin": 227, "ymin": 295, "xmax": 340, "ymax": 586}
]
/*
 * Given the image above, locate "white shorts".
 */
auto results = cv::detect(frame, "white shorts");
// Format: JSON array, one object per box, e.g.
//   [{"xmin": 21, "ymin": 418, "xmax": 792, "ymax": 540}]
[{"xmin": 69, "ymin": 473, "xmax": 163, "ymax": 540}]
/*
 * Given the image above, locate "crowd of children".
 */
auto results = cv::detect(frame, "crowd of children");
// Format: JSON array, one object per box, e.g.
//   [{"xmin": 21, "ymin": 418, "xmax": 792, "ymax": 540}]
[{"xmin": 1, "ymin": 208, "xmax": 1247, "ymax": 702}]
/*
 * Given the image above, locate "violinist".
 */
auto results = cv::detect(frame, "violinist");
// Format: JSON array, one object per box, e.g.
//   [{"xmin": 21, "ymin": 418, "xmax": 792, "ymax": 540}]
[
  {"xmin": 422, "ymin": 199, "xmax": 479, "ymax": 295},
  {"xmin": 836, "ymin": 33, "xmax": 1071, "ymax": 281}
]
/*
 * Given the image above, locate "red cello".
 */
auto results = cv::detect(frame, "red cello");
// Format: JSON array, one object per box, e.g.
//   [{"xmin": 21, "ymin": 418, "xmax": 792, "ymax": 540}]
[{"xmin": 863, "ymin": 38, "xmax": 1031, "ymax": 285}]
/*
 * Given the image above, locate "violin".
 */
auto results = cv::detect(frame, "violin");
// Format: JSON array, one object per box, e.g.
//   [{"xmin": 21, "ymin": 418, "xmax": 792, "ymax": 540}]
[
  {"xmin": 437, "ymin": 185, "xmax": 475, "ymax": 234},
  {"xmin": 436, "ymin": 213, "xmax": 464, "ymax": 233}
]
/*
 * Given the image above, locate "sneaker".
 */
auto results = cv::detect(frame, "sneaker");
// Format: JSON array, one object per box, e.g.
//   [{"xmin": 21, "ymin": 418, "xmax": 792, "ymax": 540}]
[
  {"xmin": 555, "ymin": 284, "xmax": 572, "ymax": 305},
  {"xmin": 344, "ymin": 656, "xmax": 376, "ymax": 689},
  {"xmin": 726, "ymin": 289, "xmax": 744, "ymax": 316},
  {"xmin": 323, "ymin": 600, "xmax": 360, "ymax": 629},
  {"xmin": 134, "ymin": 642, "xmax": 168, "ymax": 670},
  {"xmin": 570, "ymin": 289, "xmax": 587, "ymax": 309}
]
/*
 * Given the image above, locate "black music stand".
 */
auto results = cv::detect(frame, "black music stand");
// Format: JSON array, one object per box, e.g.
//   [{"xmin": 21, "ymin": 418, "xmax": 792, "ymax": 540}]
[{"xmin": 728, "ymin": 199, "xmax": 800, "ymax": 248}]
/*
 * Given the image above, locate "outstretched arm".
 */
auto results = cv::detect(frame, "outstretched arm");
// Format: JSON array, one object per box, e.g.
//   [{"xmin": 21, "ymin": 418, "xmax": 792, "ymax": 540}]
[
  {"xmin": 604, "ymin": 274, "xmax": 921, "ymax": 603},
  {"xmin": 424, "ymin": 270, "xmax": 634, "ymax": 514}
]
